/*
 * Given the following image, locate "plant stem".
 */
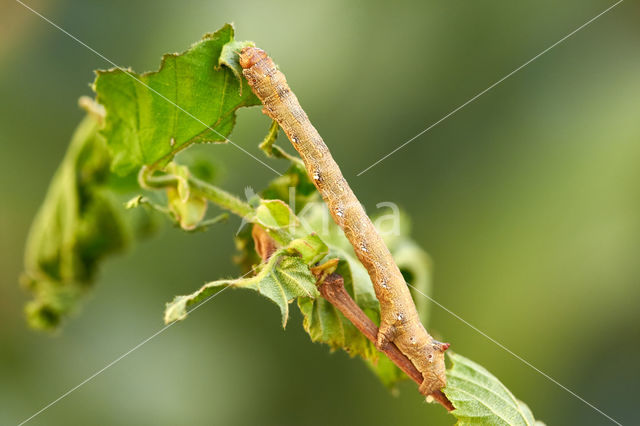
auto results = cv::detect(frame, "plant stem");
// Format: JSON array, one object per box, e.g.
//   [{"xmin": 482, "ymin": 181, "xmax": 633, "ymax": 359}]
[
  {"xmin": 251, "ymin": 225, "xmax": 453, "ymax": 409},
  {"xmin": 139, "ymin": 166, "xmax": 293, "ymax": 245},
  {"xmin": 139, "ymin": 166, "xmax": 253, "ymax": 218},
  {"xmin": 318, "ymin": 274, "xmax": 453, "ymax": 411},
  {"xmin": 240, "ymin": 47, "xmax": 449, "ymax": 396}
]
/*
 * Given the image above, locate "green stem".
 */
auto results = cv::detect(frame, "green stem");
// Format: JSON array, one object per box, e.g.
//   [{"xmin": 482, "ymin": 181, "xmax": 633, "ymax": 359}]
[
  {"xmin": 138, "ymin": 166, "xmax": 291, "ymax": 245},
  {"xmin": 139, "ymin": 166, "xmax": 253, "ymax": 218},
  {"xmin": 190, "ymin": 177, "xmax": 253, "ymax": 218}
]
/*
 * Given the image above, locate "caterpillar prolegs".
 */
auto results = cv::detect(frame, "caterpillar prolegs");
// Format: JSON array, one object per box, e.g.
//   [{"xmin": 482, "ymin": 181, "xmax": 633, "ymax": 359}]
[{"xmin": 239, "ymin": 47, "xmax": 449, "ymax": 396}]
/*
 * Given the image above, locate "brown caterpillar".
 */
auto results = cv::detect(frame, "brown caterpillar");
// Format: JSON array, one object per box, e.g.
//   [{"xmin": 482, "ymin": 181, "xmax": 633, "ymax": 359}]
[{"xmin": 240, "ymin": 47, "xmax": 449, "ymax": 396}]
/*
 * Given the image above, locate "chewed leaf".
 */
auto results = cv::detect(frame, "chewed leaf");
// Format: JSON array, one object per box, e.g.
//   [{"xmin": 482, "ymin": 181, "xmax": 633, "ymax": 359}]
[
  {"xmin": 94, "ymin": 23, "xmax": 260, "ymax": 175},
  {"xmin": 219, "ymin": 39, "xmax": 256, "ymax": 88},
  {"xmin": 165, "ymin": 250, "xmax": 318, "ymax": 327},
  {"xmin": 444, "ymin": 352, "xmax": 545, "ymax": 426}
]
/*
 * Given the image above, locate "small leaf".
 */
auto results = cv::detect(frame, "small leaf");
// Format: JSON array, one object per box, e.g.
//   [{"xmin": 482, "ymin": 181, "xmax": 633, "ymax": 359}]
[
  {"xmin": 94, "ymin": 23, "xmax": 260, "ymax": 175},
  {"xmin": 444, "ymin": 352, "xmax": 545, "ymax": 426},
  {"xmin": 167, "ymin": 187, "xmax": 208, "ymax": 231},
  {"xmin": 287, "ymin": 233, "xmax": 328, "ymax": 265},
  {"xmin": 298, "ymin": 296, "xmax": 345, "ymax": 349},
  {"xmin": 164, "ymin": 163, "xmax": 208, "ymax": 231},
  {"xmin": 165, "ymin": 249, "xmax": 318, "ymax": 327},
  {"xmin": 125, "ymin": 195, "xmax": 144, "ymax": 209},
  {"xmin": 254, "ymin": 199, "xmax": 299, "ymax": 229}
]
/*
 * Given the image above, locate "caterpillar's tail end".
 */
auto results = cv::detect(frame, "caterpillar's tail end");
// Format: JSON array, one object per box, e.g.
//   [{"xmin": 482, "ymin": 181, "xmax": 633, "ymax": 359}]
[{"xmin": 239, "ymin": 47, "xmax": 268, "ymax": 69}]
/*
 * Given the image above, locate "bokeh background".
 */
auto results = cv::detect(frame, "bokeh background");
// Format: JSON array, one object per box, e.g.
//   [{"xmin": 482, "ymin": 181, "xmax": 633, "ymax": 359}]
[{"xmin": 1, "ymin": 0, "xmax": 638, "ymax": 425}]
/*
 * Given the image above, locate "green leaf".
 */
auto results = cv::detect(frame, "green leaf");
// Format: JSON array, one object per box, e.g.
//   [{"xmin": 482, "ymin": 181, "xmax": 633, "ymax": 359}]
[
  {"xmin": 253, "ymin": 199, "xmax": 299, "ymax": 230},
  {"xmin": 166, "ymin": 186, "xmax": 208, "ymax": 231},
  {"xmin": 163, "ymin": 163, "xmax": 208, "ymax": 231},
  {"xmin": 165, "ymin": 249, "xmax": 319, "ymax": 327},
  {"xmin": 21, "ymin": 113, "xmax": 130, "ymax": 330},
  {"xmin": 94, "ymin": 23, "xmax": 260, "ymax": 176},
  {"xmin": 287, "ymin": 233, "xmax": 328, "ymax": 265},
  {"xmin": 444, "ymin": 352, "xmax": 545, "ymax": 426}
]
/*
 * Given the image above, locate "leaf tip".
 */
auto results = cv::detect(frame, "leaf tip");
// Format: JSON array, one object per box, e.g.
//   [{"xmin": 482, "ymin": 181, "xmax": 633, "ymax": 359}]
[{"xmin": 164, "ymin": 296, "xmax": 189, "ymax": 324}]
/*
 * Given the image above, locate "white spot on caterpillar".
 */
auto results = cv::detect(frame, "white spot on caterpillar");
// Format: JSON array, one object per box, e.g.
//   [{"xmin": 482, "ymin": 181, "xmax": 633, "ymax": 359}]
[
  {"xmin": 336, "ymin": 207, "xmax": 344, "ymax": 218},
  {"xmin": 396, "ymin": 313, "xmax": 404, "ymax": 321},
  {"xmin": 426, "ymin": 395, "xmax": 434, "ymax": 404},
  {"xmin": 360, "ymin": 243, "xmax": 368, "ymax": 252},
  {"xmin": 313, "ymin": 171, "xmax": 320, "ymax": 181},
  {"xmin": 381, "ymin": 279, "xmax": 389, "ymax": 289},
  {"xmin": 291, "ymin": 135, "xmax": 299, "ymax": 144}
]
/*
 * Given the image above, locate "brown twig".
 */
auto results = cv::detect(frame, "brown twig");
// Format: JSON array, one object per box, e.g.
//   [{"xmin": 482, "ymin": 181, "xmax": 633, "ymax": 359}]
[
  {"xmin": 250, "ymin": 224, "xmax": 453, "ymax": 409},
  {"xmin": 318, "ymin": 273, "xmax": 453, "ymax": 411}
]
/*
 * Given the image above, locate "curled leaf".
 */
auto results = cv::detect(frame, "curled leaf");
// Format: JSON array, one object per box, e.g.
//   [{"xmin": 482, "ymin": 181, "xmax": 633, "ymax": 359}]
[
  {"xmin": 21, "ymin": 113, "xmax": 129, "ymax": 330},
  {"xmin": 164, "ymin": 163, "xmax": 208, "ymax": 231},
  {"xmin": 218, "ymin": 38, "xmax": 256, "ymax": 93}
]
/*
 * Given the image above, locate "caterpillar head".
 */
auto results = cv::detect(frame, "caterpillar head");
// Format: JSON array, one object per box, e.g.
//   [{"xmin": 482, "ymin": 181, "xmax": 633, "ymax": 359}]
[{"xmin": 239, "ymin": 47, "xmax": 268, "ymax": 69}]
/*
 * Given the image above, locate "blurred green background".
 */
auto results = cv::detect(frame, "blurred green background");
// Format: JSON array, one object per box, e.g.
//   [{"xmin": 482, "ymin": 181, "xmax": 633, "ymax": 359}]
[{"xmin": 1, "ymin": 0, "xmax": 638, "ymax": 424}]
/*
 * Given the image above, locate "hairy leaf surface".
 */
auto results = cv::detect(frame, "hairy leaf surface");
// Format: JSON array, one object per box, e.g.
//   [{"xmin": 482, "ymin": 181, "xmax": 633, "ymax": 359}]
[
  {"xmin": 445, "ymin": 353, "xmax": 545, "ymax": 425},
  {"xmin": 165, "ymin": 249, "xmax": 318, "ymax": 327}
]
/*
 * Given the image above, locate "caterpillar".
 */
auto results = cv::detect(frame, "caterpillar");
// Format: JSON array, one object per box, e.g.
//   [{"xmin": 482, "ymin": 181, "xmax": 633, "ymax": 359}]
[{"xmin": 239, "ymin": 47, "xmax": 449, "ymax": 396}]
